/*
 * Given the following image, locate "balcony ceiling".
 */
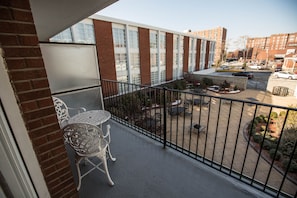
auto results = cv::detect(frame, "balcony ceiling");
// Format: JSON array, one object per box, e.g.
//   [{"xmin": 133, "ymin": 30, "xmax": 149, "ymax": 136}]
[{"xmin": 29, "ymin": 0, "xmax": 118, "ymax": 41}]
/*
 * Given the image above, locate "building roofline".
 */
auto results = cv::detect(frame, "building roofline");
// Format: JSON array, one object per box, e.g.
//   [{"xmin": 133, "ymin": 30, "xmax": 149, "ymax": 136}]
[{"xmin": 90, "ymin": 14, "xmax": 215, "ymax": 42}]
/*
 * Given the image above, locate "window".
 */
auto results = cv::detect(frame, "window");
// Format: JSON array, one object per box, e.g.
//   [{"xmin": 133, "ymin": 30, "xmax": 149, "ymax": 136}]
[
  {"xmin": 159, "ymin": 32, "xmax": 166, "ymax": 83},
  {"xmin": 173, "ymin": 35, "xmax": 180, "ymax": 80},
  {"xmin": 129, "ymin": 29, "xmax": 139, "ymax": 49},
  {"xmin": 188, "ymin": 38, "xmax": 196, "ymax": 73},
  {"xmin": 150, "ymin": 30, "xmax": 159, "ymax": 84},
  {"xmin": 72, "ymin": 22, "xmax": 95, "ymax": 44},
  {"xmin": 50, "ymin": 28, "xmax": 73, "ymax": 43},
  {"xmin": 128, "ymin": 27, "xmax": 140, "ymax": 85},
  {"xmin": 151, "ymin": 71, "xmax": 159, "ymax": 85},
  {"xmin": 115, "ymin": 54, "xmax": 127, "ymax": 71},
  {"xmin": 150, "ymin": 31, "xmax": 158, "ymax": 49},
  {"xmin": 113, "ymin": 27, "xmax": 126, "ymax": 48},
  {"xmin": 113, "ymin": 24, "xmax": 128, "ymax": 83}
]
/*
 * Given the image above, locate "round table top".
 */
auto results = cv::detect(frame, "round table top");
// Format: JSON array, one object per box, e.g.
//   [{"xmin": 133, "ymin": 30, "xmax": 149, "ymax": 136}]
[{"xmin": 68, "ymin": 110, "xmax": 111, "ymax": 126}]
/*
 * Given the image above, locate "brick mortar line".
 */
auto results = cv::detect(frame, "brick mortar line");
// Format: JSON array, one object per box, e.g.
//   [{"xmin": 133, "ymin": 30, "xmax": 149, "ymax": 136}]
[
  {"xmin": 8, "ymin": 67, "xmax": 46, "ymax": 71},
  {"xmin": 0, "ymin": 18, "xmax": 34, "ymax": 25},
  {"xmin": 2, "ymin": 45, "xmax": 40, "ymax": 48},
  {"xmin": 0, "ymin": 5, "xmax": 31, "ymax": 12},
  {"xmin": 0, "ymin": 33, "xmax": 37, "ymax": 36}
]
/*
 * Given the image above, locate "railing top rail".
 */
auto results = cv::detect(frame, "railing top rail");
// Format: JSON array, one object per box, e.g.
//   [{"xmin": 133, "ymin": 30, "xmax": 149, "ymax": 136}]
[{"xmin": 101, "ymin": 79, "xmax": 297, "ymax": 111}]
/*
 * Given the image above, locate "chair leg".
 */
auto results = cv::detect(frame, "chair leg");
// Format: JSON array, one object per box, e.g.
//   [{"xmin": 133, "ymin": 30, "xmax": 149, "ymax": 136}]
[
  {"xmin": 107, "ymin": 145, "xmax": 116, "ymax": 161},
  {"xmin": 101, "ymin": 154, "xmax": 114, "ymax": 186},
  {"xmin": 76, "ymin": 156, "xmax": 84, "ymax": 191}
]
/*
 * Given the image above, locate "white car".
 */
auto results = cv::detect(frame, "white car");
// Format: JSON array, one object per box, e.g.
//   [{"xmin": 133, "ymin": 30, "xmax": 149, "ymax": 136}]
[
  {"xmin": 248, "ymin": 65, "xmax": 261, "ymax": 70},
  {"xmin": 274, "ymin": 71, "xmax": 297, "ymax": 80}
]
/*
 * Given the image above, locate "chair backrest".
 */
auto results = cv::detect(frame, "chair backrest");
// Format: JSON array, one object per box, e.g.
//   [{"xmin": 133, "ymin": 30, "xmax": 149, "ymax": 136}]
[
  {"xmin": 62, "ymin": 123, "xmax": 107, "ymax": 156},
  {"xmin": 53, "ymin": 96, "xmax": 70, "ymax": 126}
]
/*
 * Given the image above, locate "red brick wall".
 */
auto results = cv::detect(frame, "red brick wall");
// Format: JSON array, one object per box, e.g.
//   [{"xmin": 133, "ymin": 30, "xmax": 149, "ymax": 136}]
[
  {"xmin": 196, "ymin": 39, "xmax": 201, "ymax": 71},
  {"xmin": 93, "ymin": 20, "xmax": 117, "ymax": 81},
  {"xmin": 93, "ymin": 20, "xmax": 118, "ymax": 96},
  {"xmin": 183, "ymin": 36, "xmax": 189, "ymax": 73},
  {"xmin": 0, "ymin": 1, "xmax": 77, "ymax": 197},
  {"xmin": 139, "ymin": 27, "xmax": 151, "ymax": 85},
  {"xmin": 205, "ymin": 41, "xmax": 210, "ymax": 69},
  {"xmin": 166, "ymin": 33, "xmax": 173, "ymax": 81}
]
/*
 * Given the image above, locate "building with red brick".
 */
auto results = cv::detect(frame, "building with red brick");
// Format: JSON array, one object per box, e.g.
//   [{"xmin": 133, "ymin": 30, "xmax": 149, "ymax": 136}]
[
  {"xmin": 50, "ymin": 15, "xmax": 216, "ymax": 86},
  {"xmin": 246, "ymin": 32, "xmax": 297, "ymax": 71},
  {"xmin": 189, "ymin": 27, "xmax": 227, "ymax": 65}
]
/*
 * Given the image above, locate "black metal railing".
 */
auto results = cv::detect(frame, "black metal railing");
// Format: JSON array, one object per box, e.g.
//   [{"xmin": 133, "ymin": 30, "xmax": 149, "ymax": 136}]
[{"xmin": 101, "ymin": 79, "xmax": 297, "ymax": 198}]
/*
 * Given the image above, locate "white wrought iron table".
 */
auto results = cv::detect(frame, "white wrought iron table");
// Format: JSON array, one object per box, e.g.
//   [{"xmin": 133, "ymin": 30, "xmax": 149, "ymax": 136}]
[{"xmin": 68, "ymin": 110, "xmax": 111, "ymax": 126}]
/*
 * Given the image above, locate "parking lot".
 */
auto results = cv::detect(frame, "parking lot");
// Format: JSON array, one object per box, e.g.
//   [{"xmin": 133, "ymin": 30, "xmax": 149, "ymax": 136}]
[{"xmin": 212, "ymin": 70, "xmax": 297, "ymax": 94}]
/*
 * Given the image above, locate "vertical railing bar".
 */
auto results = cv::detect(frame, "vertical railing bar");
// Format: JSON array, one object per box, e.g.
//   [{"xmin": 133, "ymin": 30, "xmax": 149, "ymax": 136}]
[
  {"xmin": 175, "ymin": 90, "xmax": 179, "ymax": 150},
  {"xmin": 153, "ymin": 88, "xmax": 157, "ymax": 138},
  {"xmin": 265, "ymin": 109, "xmax": 290, "ymax": 192},
  {"xmin": 169, "ymin": 90, "xmax": 173, "ymax": 147},
  {"xmin": 194, "ymin": 94, "xmax": 201, "ymax": 157},
  {"xmin": 181, "ymin": 93, "xmax": 186, "ymax": 152},
  {"xmin": 251, "ymin": 107, "xmax": 273, "ymax": 185},
  {"xmin": 240, "ymin": 103, "xmax": 259, "ymax": 179},
  {"xmin": 156, "ymin": 88, "xmax": 160, "ymax": 140},
  {"xmin": 188, "ymin": 93, "xmax": 194, "ymax": 155},
  {"xmin": 115, "ymin": 81, "xmax": 119, "ymax": 119},
  {"xmin": 163, "ymin": 87, "xmax": 167, "ymax": 148},
  {"xmin": 230, "ymin": 102, "xmax": 245, "ymax": 174},
  {"xmin": 277, "ymin": 139, "xmax": 297, "ymax": 197},
  {"xmin": 119, "ymin": 82, "xmax": 124, "ymax": 119},
  {"xmin": 211, "ymin": 98, "xmax": 222, "ymax": 166},
  {"xmin": 149, "ymin": 88, "xmax": 153, "ymax": 138},
  {"xmin": 219, "ymin": 100, "xmax": 233, "ymax": 170},
  {"xmin": 202, "ymin": 95, "xmax": 212, "ymax": 162}
]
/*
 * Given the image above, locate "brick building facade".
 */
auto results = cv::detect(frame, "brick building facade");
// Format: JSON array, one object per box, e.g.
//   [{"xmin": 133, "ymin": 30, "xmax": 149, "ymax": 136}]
[
  {"xmin": 51, "ymin": 15, "xmax": 216, "ymax": 86},
  {"xmin": 246, "ymin": 32, "xmax": 297, "ymax": 68},
  {"xmin": 189, "ymin": 27, "xmax": 227, "ymax": 64}
]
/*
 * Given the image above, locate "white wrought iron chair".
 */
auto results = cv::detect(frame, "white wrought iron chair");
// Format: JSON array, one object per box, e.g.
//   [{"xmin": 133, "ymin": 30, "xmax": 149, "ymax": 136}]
[
  {"xmin": 52, "ymin": 96, "xmax": 86, "ymax": 128},
  {"xmin": 62, "ymin": 123, "xmax": 116, "ymax": 191}
]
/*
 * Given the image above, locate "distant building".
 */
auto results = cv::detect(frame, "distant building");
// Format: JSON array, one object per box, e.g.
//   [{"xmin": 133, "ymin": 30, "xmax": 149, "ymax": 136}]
[
  {"xmin": 246, "ymin": 32, "xmax": 297, "ymax": 70},
  {"xmin": 50, "ymin": 15, "xmax": 216, "ymax": 86},
  {"xmin": 189, "ymin": 27, "xmax": 227, "ymax": 64}
]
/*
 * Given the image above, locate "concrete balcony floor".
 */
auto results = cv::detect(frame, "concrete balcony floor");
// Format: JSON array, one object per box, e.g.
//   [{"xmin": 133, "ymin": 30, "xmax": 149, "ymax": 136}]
[{"xmin": 66, "ymin": 119, "xmax": 272, "ymax": 198}]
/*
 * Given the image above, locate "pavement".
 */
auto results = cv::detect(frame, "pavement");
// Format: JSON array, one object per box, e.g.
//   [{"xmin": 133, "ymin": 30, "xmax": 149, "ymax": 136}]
[{"xmin": 167, "ymin": 87, "xmax": 297, "ymax": 196}]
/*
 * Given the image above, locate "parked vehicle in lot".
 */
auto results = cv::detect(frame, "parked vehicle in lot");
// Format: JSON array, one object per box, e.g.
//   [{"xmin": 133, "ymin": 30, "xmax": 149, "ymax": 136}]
[
  {"xmin": 248, "ymin": 65, "xmax": 261, "ymax": 70},
  {"xmin": 220, "ymin": 65, "xmax": 229, "ymax": 70},
  {"xmin": 275, "ymin": 67, "xmax": 282, "ymax": 72},
  {"xmin": 232, "ymin": 72, "xmax": 254, "ymax": 79},
  {"xmin": 274, "ymin": 71, "xmax": 297, "ymax": 80}
]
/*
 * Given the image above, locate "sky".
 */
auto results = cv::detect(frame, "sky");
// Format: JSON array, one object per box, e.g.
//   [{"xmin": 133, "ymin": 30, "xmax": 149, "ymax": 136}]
[{"xmin": 97, "ymin": 0, "xmax": 297, "ymax": 51}]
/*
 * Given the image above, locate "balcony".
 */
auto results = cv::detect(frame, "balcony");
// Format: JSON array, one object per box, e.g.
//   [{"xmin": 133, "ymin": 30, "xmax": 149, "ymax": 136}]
[
  {"xmin": 59, "ymin": 80, "xmax": 297, "ymax": 197},
  {"xmin": 71, "ymin": 119, "xmax": 269, "ymax": 198}
]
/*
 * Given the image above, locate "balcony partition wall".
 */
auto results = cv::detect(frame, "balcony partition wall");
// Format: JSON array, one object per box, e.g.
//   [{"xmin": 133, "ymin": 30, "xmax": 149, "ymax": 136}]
[{"xmin": 40, "ymin": 43, "xmax": 103, "ymax": 111}]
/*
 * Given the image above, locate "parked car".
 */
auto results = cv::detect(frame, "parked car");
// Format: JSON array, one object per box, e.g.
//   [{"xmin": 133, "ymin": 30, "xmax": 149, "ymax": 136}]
[
  {"xmin": 275, "ymin": 67, "xmax": 282, "ymax": 72},
  {"xmin": 220, "ymin": 65, "xmax": 229, "ymax": 70},
  {"xmin": 232, "ymin": 72, "xmax": 254, "ymax": 79},
  {"xmin": 274, "ymin": 71, "xmax": 297, "ymax": 80},
  {"xmin": 248, "ymin": 65, "xmax": 261, "ymax": 70}
]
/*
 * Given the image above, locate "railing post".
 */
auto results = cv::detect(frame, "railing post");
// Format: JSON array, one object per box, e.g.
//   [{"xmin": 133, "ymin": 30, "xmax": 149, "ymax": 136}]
[{"xmin": 163, "ymin": 87, "xmax": 167, "ymax": 149}]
